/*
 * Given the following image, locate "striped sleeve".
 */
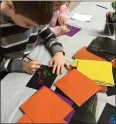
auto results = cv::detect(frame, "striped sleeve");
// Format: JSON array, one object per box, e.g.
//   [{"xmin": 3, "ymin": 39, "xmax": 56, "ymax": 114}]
[
  {"xmin": 0, "ymin": 54, "xmax": 23, "ymax": 73},
  {"xmin": 38, "ymin": 25, "xmax": 65, "ymax": 56}
]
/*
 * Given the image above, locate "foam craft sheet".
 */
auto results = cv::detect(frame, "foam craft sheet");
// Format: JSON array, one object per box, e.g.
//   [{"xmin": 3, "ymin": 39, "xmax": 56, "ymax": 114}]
[
  {"xmin": 70, "ymin": 103, "xmax": 97, "ymax": 123},
  {"xmin": 56, "ymin": 93, "xmax": 73, "ymax": 106},
  {"xmin": 106, "ymin": 67, "xmax": 116, "ymax": 96},
  {"xmin": 86, "ymin": 95, "xmax": 97, "ymax": 114},
  {"xmin": 96, "ymin": 82, "xmax": 114, "ymax": 86},
  {"xmin": 72, "ymin": 59, "xmax": 78, "ymax": 68},
  {"xmin": 71, "ymin": 13, "xmax": 93, "ymax": 22},
  {"xmin": 72, "ymin": 59, "xmax": 114, "ymax": 86},
  {"xmin": 26, "ymin": 65, "xmax": 57, "ymax": 90},
  {"xmin": 55, "ymin": 69, "xmax": 101, "ymax": 106},
  {"xmin": 54, "ymin": 93, "xmax": 74, "ymax": 123},
  {"xmin": 72, "ymin": 46, "xmax": 115, "ymax": 69},
  {"xmin": 64, "ymin": 110, "xmax": 75, "ymax": 123},
  {"xmin": 17, "ymin": 114, "xmax": 33, "ymax": 123},
  {"xmin": 77, "ymin": 59, "xmax": 114, "ymax": 87},
  {"xmin": 97, "ymin": 103, "xmax": 116, "ymax": 124},
  {"xmin": 87, "ymin": 37, "xmax": 116, "ymax": 61},
  {"xmin": 71, "ymin": 95, "xmax": 97, "ymax": 123},
  {"xmin": 65, "ymin": 24, "xmax": 81, "ymax": 37},
  {"xmin": 21, "ymin": 86, "xmax": 72, "ymax": 123},
  {"xmin": 55, "ymin": 88, "xmax": 74, "ymax": 105},
  {"xmin": 72, "ymin": 46, "xmax": 105, "ymax": 61}
]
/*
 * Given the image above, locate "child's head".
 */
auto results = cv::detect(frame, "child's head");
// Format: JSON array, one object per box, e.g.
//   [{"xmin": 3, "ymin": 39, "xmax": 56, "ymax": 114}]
[
  {"xmin": 2, "ymin": 1, "xmax": 54, "ymax": 28},
  {"xmin": 53, "ymin": 1, "xmax": 69, "ymax": 11}
]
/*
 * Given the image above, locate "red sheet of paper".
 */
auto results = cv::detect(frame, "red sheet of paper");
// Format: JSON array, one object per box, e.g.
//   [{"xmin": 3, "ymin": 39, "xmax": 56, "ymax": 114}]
[
  {"xmin": 17, "ymin": 114, "xmax": 33, "ymax": 123},
  {"xmin": 55, "ymin": 69, "xmax": 101, "ymax": 106},
  {"xmin": 21, "ymin": 86, "xmax": 72, "ymax": 123},
  {"xmin": 73, "ymin": 46, "xmax": 105, "ymax": 61}
]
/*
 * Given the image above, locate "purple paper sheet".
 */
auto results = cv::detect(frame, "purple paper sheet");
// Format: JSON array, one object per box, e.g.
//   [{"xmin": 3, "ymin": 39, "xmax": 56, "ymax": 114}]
[
  {"xmin": 65, "ymin": 24, "xmax": 81, "ymax": 37},
  {"xmin": 64, "ymin": 110, "xmax": 75, "ymax": 123},
  {"xmin": 56, "ymin": 93, "xmax": 73, "ymax": 106},
  {"xmin": 55, "ymin": 92, "xmax": 74, "ymax": 123}
]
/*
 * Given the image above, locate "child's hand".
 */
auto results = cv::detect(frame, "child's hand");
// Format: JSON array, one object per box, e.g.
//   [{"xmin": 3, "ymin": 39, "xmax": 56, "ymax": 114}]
[
  {"xmin": 23, "ymin": 59, "xmax": 40, "ymax": 74},
  {"xmin": 60, "ymin": 25, "xmax": 69, "ymax": 34},
  {"xmin": 49, "ymin": 52, "xmax": 70, "ymax": 75},
  {"xmin": 58, "ymin": 16, "xmax": 66, "ymax": 26}
]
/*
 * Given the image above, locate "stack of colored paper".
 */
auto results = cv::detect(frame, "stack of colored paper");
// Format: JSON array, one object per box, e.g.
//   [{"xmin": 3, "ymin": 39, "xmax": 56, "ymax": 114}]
[
  {"xmin": 72, "ymin": 46, "xmax": 105, "ymax": 61},
  {"xmin": 72, "ymin": 59, "xmax": 114, "ymax": 87},
  {"xmin": 72, "ymin": 46, "xmax": 115, "ymax": 68}
]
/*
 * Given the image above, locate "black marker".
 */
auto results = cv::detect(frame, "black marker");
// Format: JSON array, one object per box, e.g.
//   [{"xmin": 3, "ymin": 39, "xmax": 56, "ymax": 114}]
[
  {"xmin": 97, "ymin": 4, "xmax": 108, "ymax": 9},
  {"xmin": 25, "ymin": 56, "xmax": 33, "ymax": 61},
  {"xmin": 25, "ymin": 56, "xmax": 41, "ymax": 67}
]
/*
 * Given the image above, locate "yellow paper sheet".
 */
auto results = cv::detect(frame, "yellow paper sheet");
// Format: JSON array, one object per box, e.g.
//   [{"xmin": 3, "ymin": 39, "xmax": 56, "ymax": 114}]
[
  {"xmin": 72, "ymin": 59, "xmax": 78, "ymax": 67},
  {"xmin": 96, "ymin": 81, "xmax": 114, "ymax": 87},
  {"xmin": 77, "ymin": 59, "xmax": 114, "ymax": 87}
]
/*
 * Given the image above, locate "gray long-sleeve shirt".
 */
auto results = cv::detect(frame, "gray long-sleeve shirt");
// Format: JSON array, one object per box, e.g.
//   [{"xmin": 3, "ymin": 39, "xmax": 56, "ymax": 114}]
[{"xmin": 0, "ymin": 12, "xmax": 64, "ymax": 73}]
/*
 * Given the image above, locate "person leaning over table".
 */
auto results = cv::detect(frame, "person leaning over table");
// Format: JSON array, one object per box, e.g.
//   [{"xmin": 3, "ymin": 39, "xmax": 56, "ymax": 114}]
[{"xmin": 0, "ymin": 1, "xmax": 70, "ymax": 80}]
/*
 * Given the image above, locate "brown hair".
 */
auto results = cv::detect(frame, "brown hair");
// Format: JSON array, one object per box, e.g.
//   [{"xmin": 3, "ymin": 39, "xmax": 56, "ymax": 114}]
[
  {"xmin": 53, "ymin": 1, "xmax": 68, "ymax": 7},
  {"xmin": 12, "ymin": 1, "xmax": 54, "ymax": 24}
]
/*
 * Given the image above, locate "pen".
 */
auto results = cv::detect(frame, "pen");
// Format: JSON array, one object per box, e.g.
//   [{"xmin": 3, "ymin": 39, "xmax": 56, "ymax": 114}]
[
  {"xmin": 25, "ymin": 56, "xmax": 33, "ymax": 61},
  {"xmin": 100, "ymin": 50, "xmax": 116, "ymax": 55},
  {"xmin": 97, "ymin": 4, "xmax": 108, "ymax": 9}
]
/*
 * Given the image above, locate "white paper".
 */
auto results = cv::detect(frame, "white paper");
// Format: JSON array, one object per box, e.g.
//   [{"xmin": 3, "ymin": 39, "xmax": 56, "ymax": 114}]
[{"xmin": 71, "ymin": 13, "xmax": 93, "ymax": 22}]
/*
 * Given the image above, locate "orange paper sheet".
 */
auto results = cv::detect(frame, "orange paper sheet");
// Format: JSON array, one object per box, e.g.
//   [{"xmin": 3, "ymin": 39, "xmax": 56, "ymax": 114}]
[
  {"xmin": 21, "ymin": 86, "xmax": 72, "ymax": 123},
  {"xmin": 73, "ymin": 46, "xmax": 105, "ymax": 61},
  {"xmin": 17, "ymin": 114, "xmax": 33, "ymax": 123},
  {"xmin": 55, "ymin": 69, "xmax": 101, "ymax": 106},
  {"xmin": 17, "ymin": 114, "xmax": 66, "ymax": 124}
]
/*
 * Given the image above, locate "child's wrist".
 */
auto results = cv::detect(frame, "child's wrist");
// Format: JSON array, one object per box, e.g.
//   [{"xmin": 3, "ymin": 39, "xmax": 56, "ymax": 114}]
[{"xmin": 55, "ymin": 52, "xmax": 64, "ymax": 56}]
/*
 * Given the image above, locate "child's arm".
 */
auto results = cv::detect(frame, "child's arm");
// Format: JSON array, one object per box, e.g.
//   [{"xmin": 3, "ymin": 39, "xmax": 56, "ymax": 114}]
[
  {"xmin": 38, "ymin": 25, "xmax": 64, "ymax": 56},
  {"xmin": 38, "ymin": 25, "xmax": 69, "ymax": 75},
  {"xmin": 0, "ymin": 54, "xmax": 40, "ymax": 74},
  {"xmin": 0, "ymin": 55, "xmax": 24, "ymax": 73}
]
